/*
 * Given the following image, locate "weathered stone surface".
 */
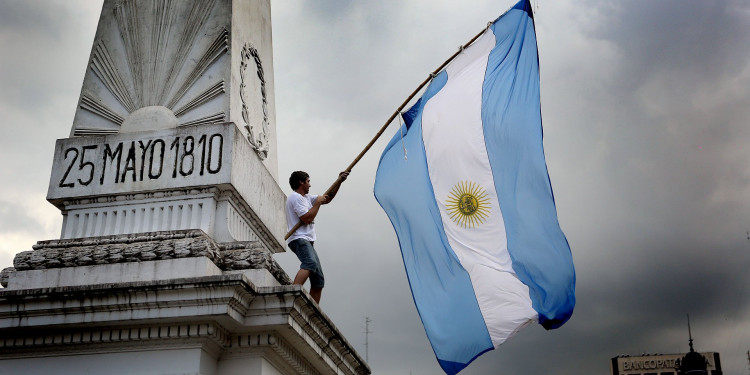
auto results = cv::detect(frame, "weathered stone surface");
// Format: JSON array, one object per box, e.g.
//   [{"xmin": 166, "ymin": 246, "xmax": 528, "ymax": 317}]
[
  {"xmin": 18, "ymin": 230, "xmax": 221, "ymax": 271},
  {"xmin": 0, "ymin": 275, "xmax": 370, "ymax": 375},
  {"xmin": 10, "ymin": 230, "xmax": 290, "ymax": 285},
  {"xmin": 5, "ymin": 257, "xmax": 224, "ymax": 290},
  {"xmin": 0, "ymin": 268, "xmax": 13, "ymax": 288},
  {"xmin": 48, "ymin": 125, "xmax": 287, "ymax": 253},
  {"xmin": 219, "ymin": 241, "xmax": 291, "ymax": 284}
]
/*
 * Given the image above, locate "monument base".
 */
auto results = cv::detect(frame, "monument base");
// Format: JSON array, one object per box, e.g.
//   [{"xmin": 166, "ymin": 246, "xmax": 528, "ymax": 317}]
[{"xmin": 0, "ymin": 231, "xmax": 369, "ymax": 375}]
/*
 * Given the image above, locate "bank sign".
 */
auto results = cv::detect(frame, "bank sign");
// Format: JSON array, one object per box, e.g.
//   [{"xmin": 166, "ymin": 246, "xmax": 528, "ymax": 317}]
[
  {"xmin": 47, "ymin": 124, "xmax": 233, "ymax": 203},
  {"xmin": 615, "ymin": 353, "xmax": 718, "ymax": 374}
]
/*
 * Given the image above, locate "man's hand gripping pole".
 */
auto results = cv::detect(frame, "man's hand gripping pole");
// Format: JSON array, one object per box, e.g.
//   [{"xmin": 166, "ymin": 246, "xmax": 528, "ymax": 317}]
[{"xmin": 284, "ymin": 173, "xmax": 348, "ymax": 240}]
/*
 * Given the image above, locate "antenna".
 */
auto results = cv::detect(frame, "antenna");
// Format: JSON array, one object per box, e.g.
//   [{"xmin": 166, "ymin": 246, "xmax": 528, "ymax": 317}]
[
  {"xmin": 746, "ymin": 350, "xmax": 749, "ymax": 375},
  {"xmin": 364, "ymin": 316, "xmax": 372, "ymax": 363},
  {"xmin": 687, "ymin": 314, "xmax": 694, "ymax": 352}
]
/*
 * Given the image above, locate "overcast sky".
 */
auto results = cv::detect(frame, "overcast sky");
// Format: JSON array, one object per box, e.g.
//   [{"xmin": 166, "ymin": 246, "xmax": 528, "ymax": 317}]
[{"xmin": 1, "ymin": 1, "xmax": 750, "ymax": 374}]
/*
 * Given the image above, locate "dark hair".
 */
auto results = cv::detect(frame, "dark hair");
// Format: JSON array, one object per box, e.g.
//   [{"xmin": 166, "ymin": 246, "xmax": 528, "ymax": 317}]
[{"xmin": 289, "ymin": 171, "xmax": 309, "ymax": 190}]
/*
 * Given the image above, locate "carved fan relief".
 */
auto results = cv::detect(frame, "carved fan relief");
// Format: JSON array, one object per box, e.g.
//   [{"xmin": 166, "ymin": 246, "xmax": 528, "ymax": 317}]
[
  {"xmin": 75, "ymin": 0, "xmax": 228, "ymax": 137},
  {"xmin": 240, "ymin": 43, "xmax": 270, "ymax": 160}
]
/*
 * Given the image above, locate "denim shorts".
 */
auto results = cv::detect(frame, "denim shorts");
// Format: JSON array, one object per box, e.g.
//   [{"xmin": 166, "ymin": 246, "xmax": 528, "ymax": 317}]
[{"xmin": 288, "ymin": 238, "xmax": 325, "ymax": 288}]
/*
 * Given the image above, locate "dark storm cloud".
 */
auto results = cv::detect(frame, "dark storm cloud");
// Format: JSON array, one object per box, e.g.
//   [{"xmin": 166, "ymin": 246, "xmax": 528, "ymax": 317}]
[
  {"xmin": 595, "ymin": 0, "xmax": 749, "ymax": 87},
  {"xmin": 270, "ymin": 1, "xmax": 750, "ymax": 374},
  {"xmin": 528, "ymin": 1, "xmax": 750, "ymax": 373}
]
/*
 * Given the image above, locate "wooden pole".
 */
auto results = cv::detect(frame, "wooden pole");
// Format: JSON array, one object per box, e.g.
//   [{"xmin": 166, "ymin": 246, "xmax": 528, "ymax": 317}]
[{"xmin": 284, "ymin": 24, "xmax": 492, "ymax": 241}]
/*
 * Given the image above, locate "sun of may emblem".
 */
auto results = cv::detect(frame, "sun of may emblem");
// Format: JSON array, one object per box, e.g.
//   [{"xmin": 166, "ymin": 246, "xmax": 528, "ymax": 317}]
[{"xmin": 445, "ymin": 181, "xmax": 491, "ymax": 229}]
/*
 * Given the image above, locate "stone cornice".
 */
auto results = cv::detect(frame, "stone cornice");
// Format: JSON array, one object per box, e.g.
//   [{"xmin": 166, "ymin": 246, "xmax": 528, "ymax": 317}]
[
  {"xmin": 17, "ymin": 229, "xmax": 221, "ymax": 270},
  {"xmin": 254, "ymin": 286, "xmax": 371, "ymax": 375},
  {"xmin": 224, "ymin": 333, "xmax": 320, "ymax": 375},
  {"xmin": 1, "ymin": 328, "xmax": 322, "ymax": 375},
  {"xmin": 5, "ymin": 230, "xmax": 291, "ymax": 286},
  {"xmin": 51, "ymin": 184, "xmax": 286, "ymax": 254},
  {"xmin": 57, "ymin": 187, "xmax": 220, "ymax": 209},
  {"xmin": 0, "ymin": 275, "xmax": 369, "ymax": 375},
  {"xmin": 215, "ymin": 187, "xmax": 286, "ymax": 253},
  {"xmin": 0, "ymin": 322, "xmax": 230, "ymax": 359}
]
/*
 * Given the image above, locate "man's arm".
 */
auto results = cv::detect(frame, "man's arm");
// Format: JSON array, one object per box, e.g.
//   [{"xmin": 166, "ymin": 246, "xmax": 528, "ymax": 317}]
[
  {"xmin": 298, "ymin": 195, "xmax": 327, "ymax": 224},
  {"xmin": 320, "ymin": 171, "xmax": 349, "ymax": 205},
  {"xmin": 296, "ymin": 171, "xmax": 348, "ymax": 223}
]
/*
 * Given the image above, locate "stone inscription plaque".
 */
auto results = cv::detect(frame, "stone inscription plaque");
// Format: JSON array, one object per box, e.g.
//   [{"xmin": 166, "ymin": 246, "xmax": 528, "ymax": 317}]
[{"xmin": 48, "ymin": 124, "xmax": 233, "ymax": 203}]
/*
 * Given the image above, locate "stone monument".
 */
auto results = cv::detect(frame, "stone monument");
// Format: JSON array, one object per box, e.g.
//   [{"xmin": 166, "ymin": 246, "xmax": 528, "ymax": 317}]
[{"xmin": 0, "ymin": 1, "xmax": 369, "ymax": 374}]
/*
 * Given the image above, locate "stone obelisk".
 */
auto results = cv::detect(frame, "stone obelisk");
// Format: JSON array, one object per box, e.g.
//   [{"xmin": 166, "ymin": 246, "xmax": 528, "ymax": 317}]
[{"xmin": 0, "ymin": 1, "xmax": 369, "ymax": 374}]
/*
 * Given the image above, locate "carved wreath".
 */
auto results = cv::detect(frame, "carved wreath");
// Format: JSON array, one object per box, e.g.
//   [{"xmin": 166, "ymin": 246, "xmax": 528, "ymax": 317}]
[{"xmin": 240, "ymin": 43, "xmax": 269, "ymax": 160}]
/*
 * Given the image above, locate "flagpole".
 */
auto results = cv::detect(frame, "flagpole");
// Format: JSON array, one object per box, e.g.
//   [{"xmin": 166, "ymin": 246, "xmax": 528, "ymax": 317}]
[{"xmin": 284, "ymin": 23, "xmax": 493, "ymax": 241}]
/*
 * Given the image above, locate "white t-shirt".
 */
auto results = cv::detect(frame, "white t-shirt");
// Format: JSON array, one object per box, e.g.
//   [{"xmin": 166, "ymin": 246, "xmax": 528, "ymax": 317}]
[{"xmin": 286, "ymin": 191, "xmax": 319, "ymax": 244}]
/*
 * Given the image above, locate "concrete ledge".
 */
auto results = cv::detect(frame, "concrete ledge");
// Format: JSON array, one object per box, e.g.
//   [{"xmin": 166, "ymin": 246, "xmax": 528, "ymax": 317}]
[
  {"xmin": 0, "ymin": 274, "xmax": 370, "ymax": 375},
  {"xmin": 3, "ymin": 230, "xmax": 292, "ymax": 289},
  {"xmin": 4, "ymin": 257, "xmax": 222, "ymax": 290},
  {"xmin": 15, "ymin": 230, "xmax": 222, "ymax": 270}
]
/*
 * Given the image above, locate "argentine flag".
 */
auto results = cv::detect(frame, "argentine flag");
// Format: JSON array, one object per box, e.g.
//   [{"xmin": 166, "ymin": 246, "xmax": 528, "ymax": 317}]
[{"xmin": 374, "ymin": 1, "xmax": 575, "ymax": 373}]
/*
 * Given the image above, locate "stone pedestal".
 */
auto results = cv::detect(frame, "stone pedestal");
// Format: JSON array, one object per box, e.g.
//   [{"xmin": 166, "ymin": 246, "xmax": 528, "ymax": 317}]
[
  {"xmin": 1, "ymin": 231, "xmax": 369, "ymax": 375},
  {"xmin": 0, "ymin": 1, "xmax": 370, "ymax": 373},
  {"xmin": 47, "ymin": 122, "xmax": 287, "ymax": 252}
]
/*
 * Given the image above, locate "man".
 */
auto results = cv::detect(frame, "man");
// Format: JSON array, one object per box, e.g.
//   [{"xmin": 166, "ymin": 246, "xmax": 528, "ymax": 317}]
[{"xmin": 286, "ymin": 170, "xmax": 348, "ymax": 303}]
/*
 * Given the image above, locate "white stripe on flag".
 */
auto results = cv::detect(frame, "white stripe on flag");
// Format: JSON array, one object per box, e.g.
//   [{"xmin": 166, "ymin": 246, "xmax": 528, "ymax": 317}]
[{"xmin": 421, "ymin": 29, "xmax": 537, "ymax": 346}]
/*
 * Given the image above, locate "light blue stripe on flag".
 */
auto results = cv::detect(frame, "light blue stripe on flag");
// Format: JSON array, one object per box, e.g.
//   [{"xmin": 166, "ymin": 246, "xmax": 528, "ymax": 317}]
[{"xmin": 483, "ymin": 4, "xmax": 576, "ymax": 329}]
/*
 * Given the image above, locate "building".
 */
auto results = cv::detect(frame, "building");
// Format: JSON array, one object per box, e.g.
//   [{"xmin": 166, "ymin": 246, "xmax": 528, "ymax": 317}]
[
  {"xmin": 611, "ymin": 333, "xmax": 722, "ymax": 375},
  {"xmin": 611, "ymin": 352, "xmax": 722, "ymax": 375}
]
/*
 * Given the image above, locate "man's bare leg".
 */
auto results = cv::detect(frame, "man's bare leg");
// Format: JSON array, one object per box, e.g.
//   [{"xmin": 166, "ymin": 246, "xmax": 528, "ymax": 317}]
[
  {"xmin": 310, "ymin": 287, "xmax": 322, "ymax": 304},
  {"xmin": 293, "ymin": 269, "xmax": 310, "ymax": 285},
  {"xmin": 293, "ymin": 269, "xmax": 321, "ymax": 303}
]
